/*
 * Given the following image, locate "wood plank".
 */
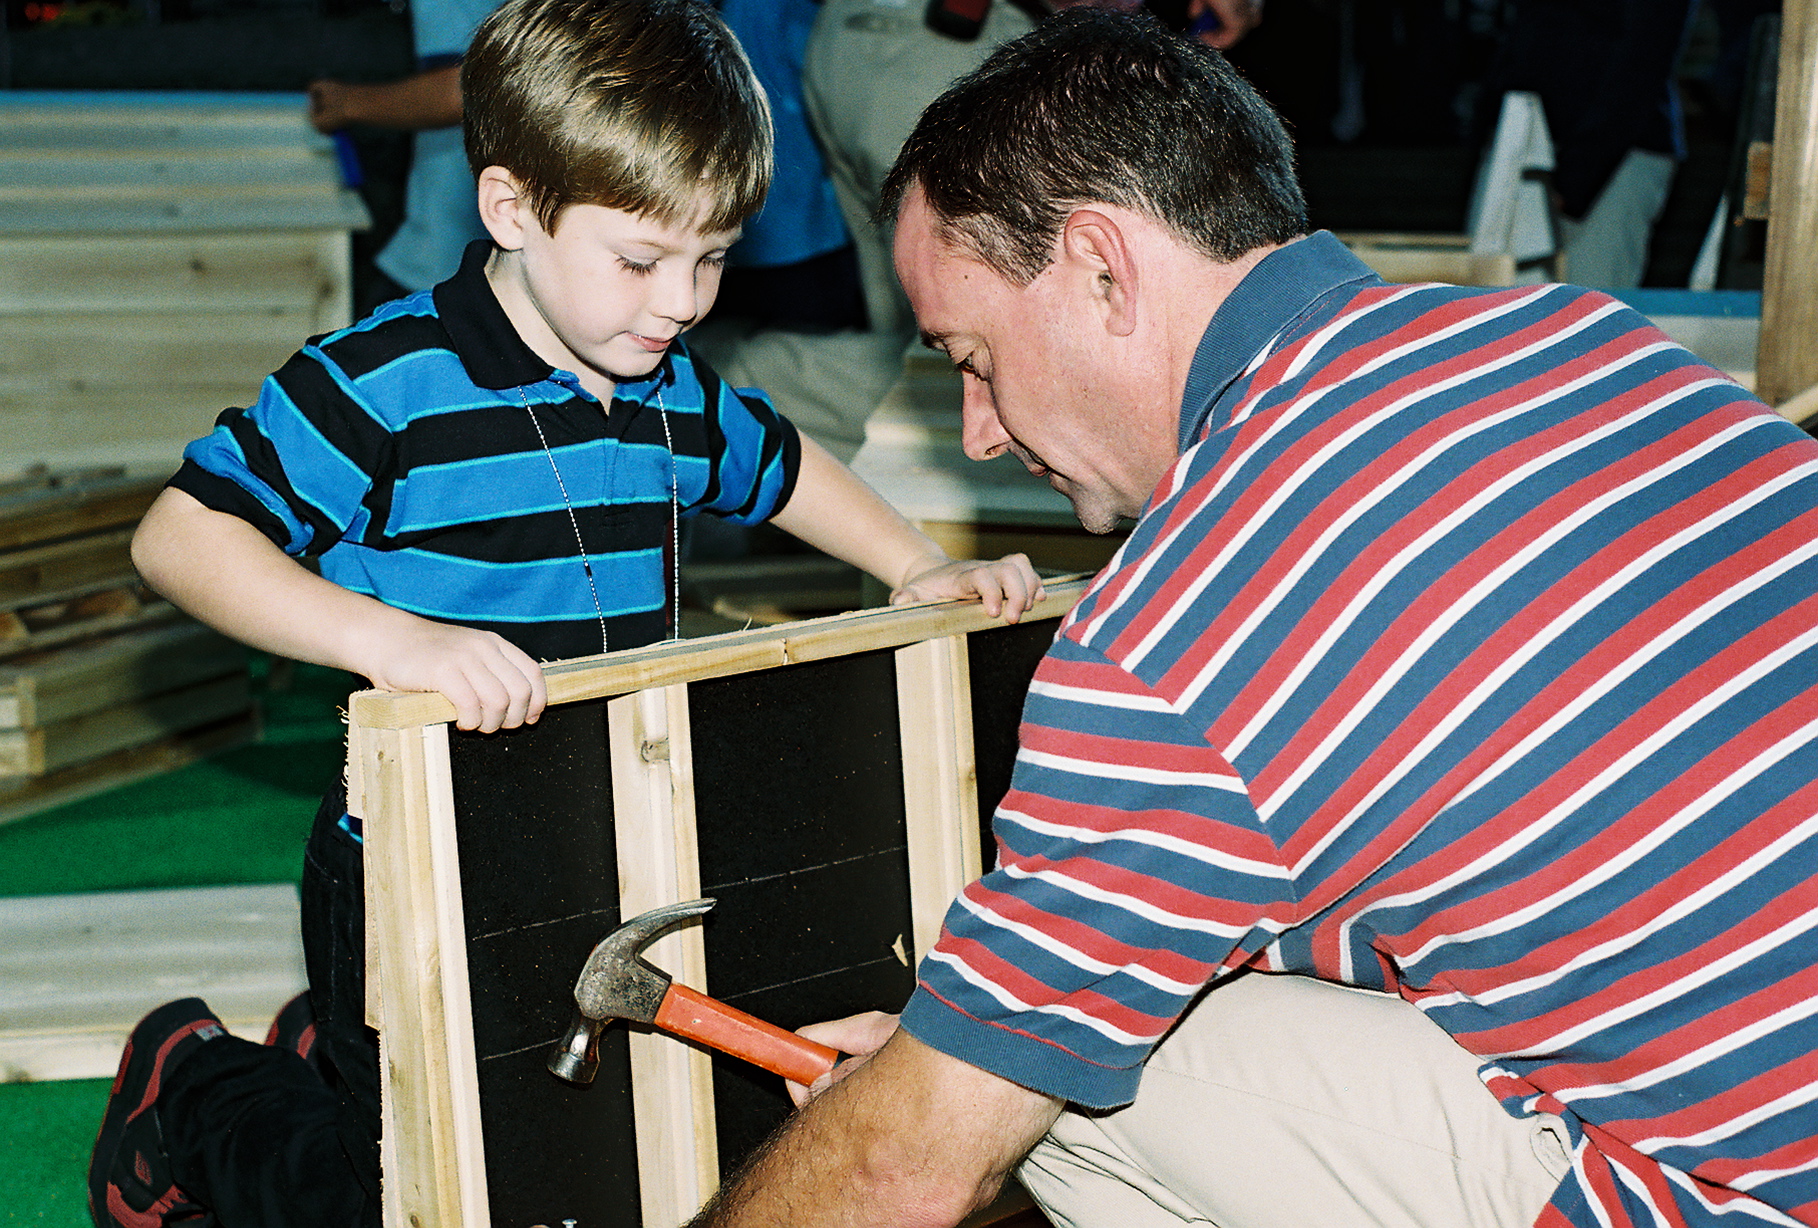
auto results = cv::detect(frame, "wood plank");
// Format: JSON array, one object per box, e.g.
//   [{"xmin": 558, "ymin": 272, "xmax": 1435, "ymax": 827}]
[
  {"xmin": 0, "ymin": 474, "xmax": 163, "ymax": 551},
  {"xmin": 896, "ymin": 636, "xmax": 983, "ymax": 963},
  {"xmin": 0, "ymin": 618, "xmax": 244, "ymax": 728},
  {"xmin": 1336, "ymin": 230, "xmax": 1473, "ymax": 249},
  {"xmin": 0, "ymin": 96, "xmax": 316, "ymax": 134},
  {"xmin": 0, "ymin": 593, "xmax": 181, "ymax": 663},
  {"xmin": 0, "ymin": 155, "xmax": 343, "ymax": 196},
  {"xmin": 0, "ymin": 525, "xmax": 135, "ymax": 610},
  {"xmin": 0, "ymin": 397, "xmax": 251, "ymax": 474},
  {"xmin": 610, "ymin": 685, "xmax": 718, "ymax": 1228},
  {"xmin": 1777, "ymin": 381, "xmax": 1818, "ymax": 426},
  {"xmin": 0, "ymin": 311, "xmax": 313, "ymax": 393},
  {"xmin": 362, "ymin": 722, "xmax": 472, "ymax": 1228},
  {"xmin": 352, "ymin": 581, "xmax": 1090, "ymax": 731},
  {"xmin": 0, "ymin": 670, "xmax": 250, "ymax": 777},
  {"xmin": 0, "ymin": 709, "xmax": 257, "ymax": 826},
  {"xmin": 420, "ymin": 725, "xmax": 489, "ymax": 1228},
  {"xmin": 0, "ymin": 883, "xmax": 304, "ymax": 1081},
  {"xmin": 0, "ymin": 232, "xmax": 348, "ymax": 319},
  {"xmin": 2, "ymin": 197, "xmax": 370, "ymax": 236},
  {"xmin": 1758, "ymin": 0, "xmax": 1818, "ymax": 407},
  {"xmin": 1344, "ymin": 243, "xmax": 1518, "ymax": 286}
]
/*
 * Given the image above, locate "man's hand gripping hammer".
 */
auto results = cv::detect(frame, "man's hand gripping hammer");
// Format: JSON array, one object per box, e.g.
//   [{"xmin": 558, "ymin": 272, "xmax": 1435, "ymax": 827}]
[{"xmin": 547, "ymin": 897, "xmax": 839, "ymax": 1087}]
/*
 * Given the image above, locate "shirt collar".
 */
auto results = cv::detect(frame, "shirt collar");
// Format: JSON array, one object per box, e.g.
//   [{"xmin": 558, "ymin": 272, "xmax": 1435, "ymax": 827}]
[
  {"xmin": 431, "ymin": 239, "xmax": 677, "ymax": 404},
  {"xmin": 1178, "ymin": 230, "xmax": 1380, "ymax": 450}
]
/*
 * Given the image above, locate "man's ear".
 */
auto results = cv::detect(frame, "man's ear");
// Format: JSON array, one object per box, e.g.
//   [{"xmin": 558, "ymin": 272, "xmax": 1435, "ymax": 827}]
[
  {"xmin": 1060, "ymin": 209, "xmax": 1139, "ymax": 338},
  {"xmin": 476, "ymin": 166, "xmax": 532, "ymax": 251}
]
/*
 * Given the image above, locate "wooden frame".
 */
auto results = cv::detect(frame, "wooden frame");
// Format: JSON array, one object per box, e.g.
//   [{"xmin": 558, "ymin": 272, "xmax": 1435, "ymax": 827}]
[
  {"xmin": 348, "ymin": 583, "xmax": 1084, "ymax": 1228},
  {"xmin": 1758, "ymin": 0, "xmax": 1818, "ymax": 411}
]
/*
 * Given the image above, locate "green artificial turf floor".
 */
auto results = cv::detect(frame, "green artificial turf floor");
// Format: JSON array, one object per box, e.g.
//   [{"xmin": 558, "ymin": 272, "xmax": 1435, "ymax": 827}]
[{"xmin": 0, "ymin": 655, "xmax": 352, "ymax": 1227}]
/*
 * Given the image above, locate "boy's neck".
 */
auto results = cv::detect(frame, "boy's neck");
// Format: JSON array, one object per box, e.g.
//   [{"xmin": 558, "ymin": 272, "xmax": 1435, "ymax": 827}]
[{"xmin": 483, "ymin": 248, "xmax": 619, "ymax": 405}]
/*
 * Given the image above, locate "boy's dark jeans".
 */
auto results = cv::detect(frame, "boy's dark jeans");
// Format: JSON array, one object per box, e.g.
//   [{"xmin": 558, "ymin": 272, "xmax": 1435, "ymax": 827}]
[{"xmin": 159, "ymin": 784, "xmax": 381, "ymax": 1228}]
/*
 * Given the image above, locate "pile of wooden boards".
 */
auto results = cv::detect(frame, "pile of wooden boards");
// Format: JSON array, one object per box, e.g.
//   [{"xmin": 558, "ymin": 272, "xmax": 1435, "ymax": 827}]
[
  {"xmin": 0, "ymin": 90, "xmax": 368, "ymax": 473},
  {"xmin": 0, "ymin": 469, "xmax": 256, "ymax": 824}
]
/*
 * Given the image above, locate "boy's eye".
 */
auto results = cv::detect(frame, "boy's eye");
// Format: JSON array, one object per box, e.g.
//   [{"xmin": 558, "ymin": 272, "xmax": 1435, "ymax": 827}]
[{"xmin": 617, "ymin": 256, "xmax": 656, "ymax": 275}]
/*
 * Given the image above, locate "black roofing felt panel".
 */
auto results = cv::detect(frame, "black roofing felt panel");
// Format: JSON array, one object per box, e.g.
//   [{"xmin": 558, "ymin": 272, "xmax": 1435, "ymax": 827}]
[
  {"xmin": 440, "ymin": 617, "xmax": 1055, "ymax": 1222},
  {"xmin": 688, "ymin": 647, "xmax": 917, "ymax": 1174},
  {"xmin": 449, "ymin": 699, "xmax": 639, "ymax": 1228}
]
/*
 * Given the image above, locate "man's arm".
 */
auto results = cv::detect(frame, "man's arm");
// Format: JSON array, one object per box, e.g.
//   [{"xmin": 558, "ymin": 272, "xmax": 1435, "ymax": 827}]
[
  {"xmin": 691, "ymin": 1023, "xmax": 1062, "ymax": 1228},
  {"xmin": 307, "ymin": 64, "xmax": 464, "ymax": 134},
  {"xmin": 132, "ymin": 487, "xmax": 546, "ymax": 732},
  {"xmin": 768, "ymin": 437, "xmax": 1045, "ymax": 622}
]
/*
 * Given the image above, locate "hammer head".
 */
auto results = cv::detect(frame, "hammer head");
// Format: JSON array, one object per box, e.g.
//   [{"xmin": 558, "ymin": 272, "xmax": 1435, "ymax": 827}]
[{"xmin": 547, "ymin": 897, "xmax": 715, "ymax": 1084}]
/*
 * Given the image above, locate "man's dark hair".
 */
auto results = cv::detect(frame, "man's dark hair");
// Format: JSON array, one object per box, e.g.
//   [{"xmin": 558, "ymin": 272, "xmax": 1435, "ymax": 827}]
[{"xmin": 879, "ymin": 8, "xmax": 1306, "ymax": 284}]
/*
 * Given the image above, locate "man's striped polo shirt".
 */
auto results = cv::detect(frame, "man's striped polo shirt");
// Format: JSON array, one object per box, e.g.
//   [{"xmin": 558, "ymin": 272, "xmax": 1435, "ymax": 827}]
[
  {"xmin": 172, "ymin": 241, "xmax": 800, "ymax": 662},
  {"xmin": 906, "ymin": 233, "xmax": 1818, "ymax": 1228}
]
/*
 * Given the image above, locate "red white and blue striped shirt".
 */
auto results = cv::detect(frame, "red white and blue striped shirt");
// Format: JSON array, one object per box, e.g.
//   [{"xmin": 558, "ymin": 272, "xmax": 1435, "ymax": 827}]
[{"xmin": 903, "ymin": 233, "xmax": 1818, "ymax": 1228}]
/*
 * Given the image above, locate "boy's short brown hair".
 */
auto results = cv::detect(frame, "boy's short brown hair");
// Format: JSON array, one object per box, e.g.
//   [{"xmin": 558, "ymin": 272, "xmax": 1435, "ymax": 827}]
[{"xmin": 462, "ymin": 0, "xmax": 772, "ymax": 234}]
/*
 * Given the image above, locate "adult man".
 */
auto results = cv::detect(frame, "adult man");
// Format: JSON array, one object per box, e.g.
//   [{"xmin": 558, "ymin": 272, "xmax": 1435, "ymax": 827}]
[{"xmin": 692, "ymin": 11, "xmax": 1818, "ymax": 1228}]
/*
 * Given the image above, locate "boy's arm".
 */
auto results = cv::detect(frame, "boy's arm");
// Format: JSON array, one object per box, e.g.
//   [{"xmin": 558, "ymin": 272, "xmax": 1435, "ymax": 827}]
[
  {"xmin": 767, "ymin": 438, "xmax": 1044, "ymax": 623},
  {"xmin": 131, "ymin": 488, "xmax": 546, "ymax": 732}
]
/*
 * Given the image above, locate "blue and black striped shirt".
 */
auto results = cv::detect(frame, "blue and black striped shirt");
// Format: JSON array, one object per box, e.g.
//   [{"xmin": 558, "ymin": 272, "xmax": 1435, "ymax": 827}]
[{"xmin": 173, "ymin": 241, "xmax": 801, "ymax": 662}]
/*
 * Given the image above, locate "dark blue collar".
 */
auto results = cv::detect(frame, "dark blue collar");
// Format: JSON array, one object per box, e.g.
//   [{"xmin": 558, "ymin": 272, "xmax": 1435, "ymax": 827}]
[
  {"xmin": 433, "ymin": 239, "xmax": 676, "ymax": 405},
  {"xmin": 1178, "ymin": 231, "xmax": 1381, "ymax": 450}
]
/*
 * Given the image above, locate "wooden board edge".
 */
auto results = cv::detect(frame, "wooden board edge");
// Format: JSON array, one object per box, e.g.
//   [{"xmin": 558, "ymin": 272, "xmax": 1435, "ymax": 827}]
[
  {"xmin": 353, "ymin": 581, "xmax": 1085, "ymax": 731},
  {"xmin": 610, "ymin": 685, "xmax": 719, "ymax": 1227},
  {"xmin": 896, "ymin": 635, "xmax": 983, "ymax": 965},
  {"xmin": 363, "ymin": 722, "xmax": 473, "ymax": 1228}
]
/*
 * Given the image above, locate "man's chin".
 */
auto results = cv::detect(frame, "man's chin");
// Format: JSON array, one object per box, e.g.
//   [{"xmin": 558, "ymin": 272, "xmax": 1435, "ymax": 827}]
[{"xmin": 1063, "ymin": 493, "xmax": 1126, "ymax": 536}]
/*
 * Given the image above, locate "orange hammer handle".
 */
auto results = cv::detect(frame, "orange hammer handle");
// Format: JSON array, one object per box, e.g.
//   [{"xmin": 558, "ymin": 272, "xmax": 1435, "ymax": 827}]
[{"xmin": 653, "ymin": 983, "xmax": 840, "ymax": 1086}]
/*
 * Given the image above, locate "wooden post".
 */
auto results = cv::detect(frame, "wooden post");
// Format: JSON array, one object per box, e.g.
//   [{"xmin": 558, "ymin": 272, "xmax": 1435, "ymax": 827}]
[
  {"xmin": 1758, "ymin": 0, "xmax": 1818, "ymax": 409},
  {"xmin": 895, "ymin": 636, "xmax": 984, "ymax": 963},
  {"xmin": 610, "ymin": 685, "xmax": 718, "ymax": 1228},
  {"xmin": 354, "ymin": 719, "xmax": 488, "ymax": 1228}
]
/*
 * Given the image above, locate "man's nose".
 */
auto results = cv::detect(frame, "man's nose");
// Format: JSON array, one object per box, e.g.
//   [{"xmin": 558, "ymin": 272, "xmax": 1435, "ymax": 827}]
[{"xmin": 959, "ymin": 378, "xmax": 1010, "ymax": 461}]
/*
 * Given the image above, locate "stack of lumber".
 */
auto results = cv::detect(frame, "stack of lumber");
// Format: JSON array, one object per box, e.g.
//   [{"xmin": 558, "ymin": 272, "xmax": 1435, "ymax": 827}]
[
  {"xmin": 0, "ymin": 90, "xmax": 369, "ymax": 474},
  {"xmin": 0, "ymin": 883, "xmax": 305, "ymax": 1082},
  {"xmin": 0, "ymin": 469, "xmax": 256, "ymax": 825}
]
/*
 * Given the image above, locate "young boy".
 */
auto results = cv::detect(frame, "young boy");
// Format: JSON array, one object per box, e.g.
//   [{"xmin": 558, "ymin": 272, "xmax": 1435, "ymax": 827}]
[{"xmin": 91, "ymin": 1, "xmax": 1042, "ymax": 1224}]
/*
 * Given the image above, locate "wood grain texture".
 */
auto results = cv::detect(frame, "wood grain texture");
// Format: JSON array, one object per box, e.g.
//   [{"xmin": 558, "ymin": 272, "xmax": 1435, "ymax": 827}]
[
  {"xmin": 362, "ymin": 723, "xmax": 484, "ymax": 1228},
  {"xmin": 352, "ymin": 582, "xmax": 1089, "ymax": 731},
  {"xmin": 1758, "ymin": 0, "xmax": 1818, "ymax": 406},
  {"xmin": 611, "ymin": 685, "xmax": 719, "ymax": 1228},
  {"xmin": 896, "ymin": 635, "xmax": 982, "ymax": 963}
]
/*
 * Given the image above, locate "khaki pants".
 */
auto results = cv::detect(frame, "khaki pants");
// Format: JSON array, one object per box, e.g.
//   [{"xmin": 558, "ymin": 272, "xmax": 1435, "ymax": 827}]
[
  {"xmin": 1556, "ymin": 148, "xmax": 1677, "ymax": 290},
  {"xmin": 1019, "ymin": 974, "xmax": 1572, "ymax": 1228}
]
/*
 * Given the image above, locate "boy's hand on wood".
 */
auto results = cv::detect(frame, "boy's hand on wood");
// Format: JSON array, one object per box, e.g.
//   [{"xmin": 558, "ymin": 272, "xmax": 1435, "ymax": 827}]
[
  {"xmin": 891, "ymin": 553, "xmax": 1045, "ymax": 623},
  {"xmin": 359, "ymin": 618, "xmax": 548, "ymax": 732}
]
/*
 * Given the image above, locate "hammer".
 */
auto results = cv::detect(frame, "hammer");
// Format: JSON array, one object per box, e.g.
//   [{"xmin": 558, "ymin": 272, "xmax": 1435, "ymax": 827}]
[{"xmin": 547, "ymin": 897, "xmax": 840, "ymax": 1087}]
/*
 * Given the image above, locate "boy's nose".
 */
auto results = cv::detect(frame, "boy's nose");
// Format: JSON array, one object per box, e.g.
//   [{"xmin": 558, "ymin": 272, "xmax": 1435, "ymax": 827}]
[{"xmin": 653, "ymin": 265, "xmax": 707, "ymax": 326}]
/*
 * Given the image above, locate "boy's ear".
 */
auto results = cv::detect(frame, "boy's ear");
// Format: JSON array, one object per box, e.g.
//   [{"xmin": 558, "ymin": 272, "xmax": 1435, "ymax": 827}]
[{"xmin": 476, "ymin": 166, "xmax": 532, "ymax": 250}]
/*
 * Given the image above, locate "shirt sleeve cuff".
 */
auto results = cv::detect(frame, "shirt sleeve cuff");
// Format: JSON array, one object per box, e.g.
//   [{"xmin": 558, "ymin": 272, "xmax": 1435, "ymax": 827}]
[
  {"xmin": 166, "ymin": 460, "xmax": 296, "ymax": 553},
  {"xmin": 899, "ymin": 985, "xmax": 1143, "ymax": 1111}
]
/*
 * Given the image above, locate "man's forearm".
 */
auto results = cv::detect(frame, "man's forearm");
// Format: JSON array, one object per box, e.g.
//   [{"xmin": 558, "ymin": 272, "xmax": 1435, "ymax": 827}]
[{"xmin": 689, "ymin": 1030, "xmax": 1061, "ymax": 1228}]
